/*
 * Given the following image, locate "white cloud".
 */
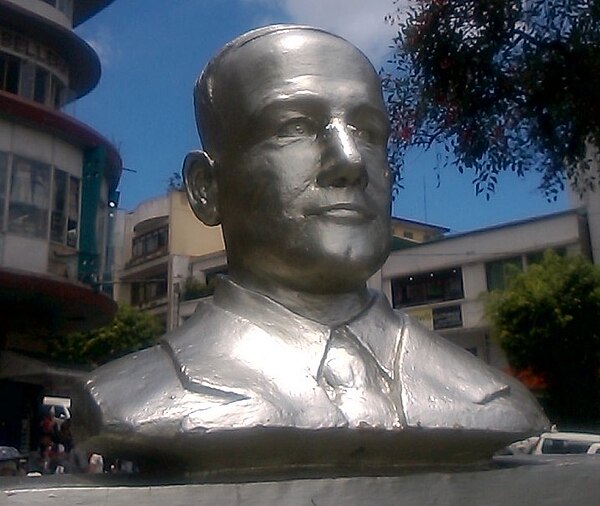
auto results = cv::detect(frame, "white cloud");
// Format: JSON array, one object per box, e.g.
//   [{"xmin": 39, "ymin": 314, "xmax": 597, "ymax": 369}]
[
  {"xmin": 76, "ymin": 25, "xmax": 119, "ymax": 68},
  {"xmin": 243, "ymin": 0, "xmax": 412, "ymax": 65}
]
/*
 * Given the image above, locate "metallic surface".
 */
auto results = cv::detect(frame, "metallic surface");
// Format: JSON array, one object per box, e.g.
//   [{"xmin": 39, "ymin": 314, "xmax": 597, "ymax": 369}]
[{"xmin": 82, "ymin": 25, "xmax": 548, "ymax": 472}]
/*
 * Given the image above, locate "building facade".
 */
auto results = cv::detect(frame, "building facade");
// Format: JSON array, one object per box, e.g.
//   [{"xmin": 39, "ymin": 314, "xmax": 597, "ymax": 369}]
[
  {"xmin": 113, "ymin": 190, "xmax": 226, "ymax": 332},
  {"xmin": 569, "ymin": 145, "xmax": 600, "ymax": 265},
  {"xmin": 0, "ymin": 0, "xmax": 121, "ymax": 452},
  {"xmin": 375, "ymin": 209, "xmax": 591, "ymax": 369}
]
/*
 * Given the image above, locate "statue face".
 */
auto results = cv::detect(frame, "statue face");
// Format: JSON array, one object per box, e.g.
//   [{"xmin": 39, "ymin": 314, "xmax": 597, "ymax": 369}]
[{"xmin": 215, "ymin": 30, "xmax": 392, "ymax": 294}]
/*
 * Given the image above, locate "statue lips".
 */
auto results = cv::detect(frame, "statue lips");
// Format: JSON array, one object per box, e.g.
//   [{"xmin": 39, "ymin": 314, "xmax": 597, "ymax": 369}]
[{"xmin": 306, "ymin": 203, "xmax": 376, "ymax": 224}]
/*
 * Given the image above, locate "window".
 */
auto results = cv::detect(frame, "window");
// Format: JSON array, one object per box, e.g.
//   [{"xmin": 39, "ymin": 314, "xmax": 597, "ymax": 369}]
[
  {"xmin": 486, "ymin": 256, "xmax": 523, "ymax": 291},
  {"xmin": 131, "ymin": 226, "xmax": 168, "ymax": 261},
  {"xmin": 131, "ymin": 274, "xmax": 168, "ymax": 305},
  {"xmin": 49, "ymin": 74, "xmax": 65, "ymax": 108},
  {"xmin": 0, "ymin": 152, "xmax": 6, "ymax": 229},
  {"xmin": 391, "ymin": 268, "xmax": 464, "ymax": 308},
  {"xmin": 50, "ymin": 170, "xmax": 80, "ymax": 247},
  {"xmin": 40, "ymin": 0, "xmax": 74, "ymax": 17},
  {"xmin": 67, "ymin": 176, "xmax": 79, "ymax": 247},
  {"xmin": 8, "ymin": 156, "xmax": 50, "ymax": 238},
  {"xmin": 526, "ymin": 248, "xmax": 566, "ymax": 266},
  {"xmin": 0, "ymin": 50, "xmax": 67, "ymax": 109},
  {"xmin": 0, "ymin": 52, "xmax": 20, "ymax": 94},
  {"xmin": 57, "ymin": 0, "xmax": 74, "ymax": 18},
  {"xmin": 34, "ymin": 67, "xmax": 49, "ymax": 104},
  {"xmin": 19, "ymin": 60, "xmax": 35, "ymax": 101},
  {"xmin": 541, "ymin": 438, "xmax": 597, "ymax": 455},
  {"xmin": 403, "ymin": 231, "xmax": 414, "ymax": 239},
  {"xmin": 51, "ymin": 169, "xmax": 67, "ymax": 242},
  {"xmin": 21, "ymin": 64, "xmax": 55, "ymax": 106},
  {"xmin": 0, "ymin": 154, "xmax": 80, "ymax": 241}
]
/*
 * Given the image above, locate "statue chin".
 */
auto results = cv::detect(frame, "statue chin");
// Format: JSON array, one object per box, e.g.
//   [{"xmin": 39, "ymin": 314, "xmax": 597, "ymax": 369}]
[{"xmin": 232, "ymin": 235, "xmax": 391, "ymax": 295}]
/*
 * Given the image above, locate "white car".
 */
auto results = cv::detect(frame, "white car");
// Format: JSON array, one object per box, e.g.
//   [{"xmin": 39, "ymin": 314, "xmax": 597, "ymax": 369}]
[
  {"xmin": 493, "ymin": 431, "xmax": 600, "ymax": 467},
  {"xmin": 531, "ymin": 431, "xmax": 600, "ymax": 455}
]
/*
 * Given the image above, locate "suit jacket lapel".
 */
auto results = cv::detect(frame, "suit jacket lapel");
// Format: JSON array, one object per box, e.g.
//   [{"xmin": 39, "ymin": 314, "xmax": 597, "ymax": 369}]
[
  {"xmin": 397, "ymin": 314, "xmax": 513, "ymax": 429},
  {"xmin": 163, "ymin": 282, "xmax": 348, "ymax": 428},
  {"xmin": 345, "ymin": 291, "xmax": 403, "ymax": 380}
]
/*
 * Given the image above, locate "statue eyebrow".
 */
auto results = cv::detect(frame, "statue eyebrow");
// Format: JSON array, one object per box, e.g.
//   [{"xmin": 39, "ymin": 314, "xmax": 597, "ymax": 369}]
[
  {"xmin": 249, "ymin": 93, "xmax": 327, "ymax": 125},
  {"xmin": 249, "ymin": 94, "xmax": 389, "ymax": 132}
]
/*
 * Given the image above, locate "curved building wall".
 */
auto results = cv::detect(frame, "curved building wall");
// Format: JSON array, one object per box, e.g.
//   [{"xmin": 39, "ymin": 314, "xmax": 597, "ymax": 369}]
[
  {"xmin": 0, "ymin": 27, "xmax": 72, "ymax": 109},
  {"xmin": 0, "ymin": 0, "xmax": 120, "ymax": 297},
  {"xmin": 0, "ymin": 0, "xmax": 121, "ymax": 287},
  {"xmin": 0, "ymin": 0, "xmax": 118, "ymax": 455},
  {"xmin": 0, "ymin": 116, "xmax": 84, "ymax": 277},
  {"xmin": 4, "ymin": 0, "xmax": 74, "ymax": 28}
]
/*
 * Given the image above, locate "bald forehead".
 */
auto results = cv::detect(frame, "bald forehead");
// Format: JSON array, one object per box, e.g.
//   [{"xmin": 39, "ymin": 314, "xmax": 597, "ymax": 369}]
[
  {"xmin": 196, "ymin": 28, "xmax": 385, "ymax": 156},
  {"xmin": 213, "ymin": 29, "xmax": 380, "ymax": 101}
]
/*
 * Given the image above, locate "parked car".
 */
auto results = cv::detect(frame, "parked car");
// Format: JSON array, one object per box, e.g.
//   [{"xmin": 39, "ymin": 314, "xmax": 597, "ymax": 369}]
[
  {"xmin": 587, "ymin": 443, "xmax": 600, "ymax": 454},
  {"xmin": 493, "ymin": 431, "xmax": 600, "ymax": 467},
  {"xmin": 531, "ymin": 431, "xmax": 600, "ymax": 455}
]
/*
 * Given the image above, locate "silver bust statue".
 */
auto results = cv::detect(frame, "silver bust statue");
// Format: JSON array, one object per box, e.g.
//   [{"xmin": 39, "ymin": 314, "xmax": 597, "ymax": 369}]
[{"xmin": 83, "ymin": 25, "xmax": 548, "ymax": 473}]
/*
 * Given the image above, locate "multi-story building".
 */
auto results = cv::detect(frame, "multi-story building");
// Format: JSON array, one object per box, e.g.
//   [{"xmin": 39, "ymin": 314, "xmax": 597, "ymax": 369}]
[
  {"xmin": 113, "ymin": 190, "xmax": 225, "ymax": 331},
  {"xmin": 569, "ymin": 146, "xmax": 600, "ymax": 265},
  {"xmin": 0, "ymin": 0, "xmax": 121, "ymax": 452},
  {"xmin": 375, "ymin": 209, "xmax": 591, "ymax": 370}
]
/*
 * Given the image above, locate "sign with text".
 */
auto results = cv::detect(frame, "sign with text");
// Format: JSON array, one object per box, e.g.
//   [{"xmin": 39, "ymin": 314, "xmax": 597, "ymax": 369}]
[{"xmin": 432, "ymin": 305, "xmax": 463, "ymax": 330}]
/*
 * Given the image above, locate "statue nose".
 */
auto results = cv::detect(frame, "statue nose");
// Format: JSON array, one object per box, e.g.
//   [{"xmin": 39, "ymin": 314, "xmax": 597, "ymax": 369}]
[{"xmin": 317, "ymin": 118, "xmax": 367, "ymax": 188}]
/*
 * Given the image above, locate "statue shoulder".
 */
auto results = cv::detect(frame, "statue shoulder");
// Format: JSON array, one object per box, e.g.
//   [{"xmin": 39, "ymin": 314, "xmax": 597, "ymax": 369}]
[
  {"xmin": 84, "ymin": 345, "xmax": 177, "ymax": 434},
  {"xmin": 84, "ymin": 342, "xmax": 236, "ymax": 437},
  {"xmin": 398, "ymin": 313, "xmax": 549, "ymax": 435}
]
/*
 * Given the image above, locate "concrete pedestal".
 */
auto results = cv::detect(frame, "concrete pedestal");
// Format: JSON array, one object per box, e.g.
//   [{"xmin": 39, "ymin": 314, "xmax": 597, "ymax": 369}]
[{"xmin": 2, "ymin": 460, "xmax": 600, "ymax": 505}]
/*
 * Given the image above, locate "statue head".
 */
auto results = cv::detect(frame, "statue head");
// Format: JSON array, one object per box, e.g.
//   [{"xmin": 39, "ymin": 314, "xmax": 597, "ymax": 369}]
[{"xmin": 183, "ymin": 25, "xmax": 392, "ymax": 295}]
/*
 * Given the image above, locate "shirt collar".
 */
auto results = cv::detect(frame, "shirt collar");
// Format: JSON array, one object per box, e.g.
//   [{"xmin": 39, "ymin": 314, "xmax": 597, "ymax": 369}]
[{"xmin": 213, "ymin": 276, "xmax": 403, "ymax": 379}]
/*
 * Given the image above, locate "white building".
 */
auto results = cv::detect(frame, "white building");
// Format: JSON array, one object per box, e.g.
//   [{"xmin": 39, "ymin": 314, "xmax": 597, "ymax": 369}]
[
  {"xmin": 112, "ymin": 190, "xmax": 226, "ymax": 331},
  {"xmin": 374, "ymin": 209, "xmax": 591, "ymax": 369},
  {"xmin": 0, "ymin": 0, "xmax": 121, "ymax": 452},
  {"xmin": 0, "ymin": 0, "xmax": 121, "ymax": 328},
  {"xmin": 569, "ymin": 146, "xmax": 600, "ymax": 264}
]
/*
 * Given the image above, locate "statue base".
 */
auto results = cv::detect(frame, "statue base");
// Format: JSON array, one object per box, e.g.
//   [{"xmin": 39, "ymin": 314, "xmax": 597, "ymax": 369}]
[{"xmin": 3, "ymin": 460, "xmax": 600, "ymax": 505}]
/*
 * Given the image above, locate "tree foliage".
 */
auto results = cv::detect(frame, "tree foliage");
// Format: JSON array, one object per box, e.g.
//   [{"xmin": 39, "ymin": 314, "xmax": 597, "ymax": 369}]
[
  {"xmin": 182, "ymin": 276, "xmax": 216, "ymax": 301},
  {"xmin": 166, "ymin": 171, "xmax": 184, "ymax": 192},
  {"xmin": 47, "ymin": 304, "xmax": 162, "ymax": 368},
  {"xmin": 486, "ymin": 251, "xmax": 600, "ymax": 424},
  {"xmin": 383, "ymin": 0, "xmax": 600, "ymax": 198}
]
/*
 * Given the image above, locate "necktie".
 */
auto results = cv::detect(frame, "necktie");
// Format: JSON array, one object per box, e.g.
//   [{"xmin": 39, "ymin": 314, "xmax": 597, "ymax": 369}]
[{"xmin": 318, "ymin": 326, "xmax": 403, "ymax": 428}]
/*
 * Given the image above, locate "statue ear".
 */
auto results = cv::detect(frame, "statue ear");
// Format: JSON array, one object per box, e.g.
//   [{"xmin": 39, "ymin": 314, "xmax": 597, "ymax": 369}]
[{"xmin": 182, "ymin": 151, "xmax": 220, "ymax": 226}]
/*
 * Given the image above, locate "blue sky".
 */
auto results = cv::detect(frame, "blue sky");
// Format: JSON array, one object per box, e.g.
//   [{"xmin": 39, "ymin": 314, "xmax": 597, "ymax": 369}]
[{"xmin": 74, "ymin": 0, "xmax": 568, "ymax": 233}]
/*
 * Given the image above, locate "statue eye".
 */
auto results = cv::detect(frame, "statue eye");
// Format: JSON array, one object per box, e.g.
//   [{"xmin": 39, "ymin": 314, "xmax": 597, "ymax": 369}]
[{"xmin": 277, "ymin": 118, "xmax": 317, "ymax": 138}]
